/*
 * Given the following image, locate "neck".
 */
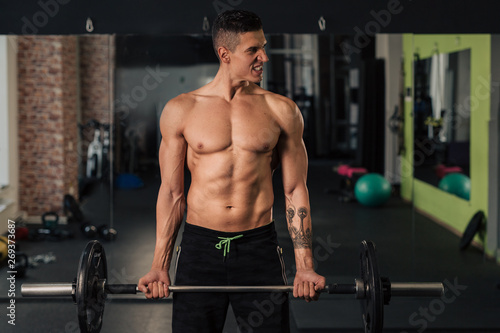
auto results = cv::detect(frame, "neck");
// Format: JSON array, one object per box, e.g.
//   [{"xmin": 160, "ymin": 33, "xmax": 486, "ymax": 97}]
[{"xmin": 209, "ymin": 67, "xmax": 253, "ymax": 101}]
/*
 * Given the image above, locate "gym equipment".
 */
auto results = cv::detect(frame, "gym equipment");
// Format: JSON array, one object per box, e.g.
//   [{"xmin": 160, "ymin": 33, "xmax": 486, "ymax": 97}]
[
  {"xmin": 63, "ymin": 194, "xmax": 84, "ymax": 223},
  {"xmin": 1, "ymin": 235, "xmax": 19, "ymax": 252},
  {"xmin": 81, "ymin": 223, "xmax": 117, "ymax": 241},
  {"xmin": 98, "ymin": 224, "xmax": 118, "ymax": 241},
  {"xmin": 15, "ymin": 251, "xmax": 28, "ymax": 278},
  {"xmin": 0, "ymin": 236, "xmax": 28, "ymax": 277},
  {"xmin": 435, "ymin": 164, "xmax": 463, "ymax": 180},
  {"xmin": 29, "ymin": 227, "xmax": 74, "ymax": 242},
  {"xmin": 15, "ymin": 227, "xmax": 29, "ymax": 240},
  {"xmin": 42, "ymin": 212, "xmax": 59, "ymax": 229},
  {"xmin": 334, "ymin": 164, "xmax": 368, "ymax": 202},
  {"xmin": 81, "ymin": 223, "xmax": 98, "ymax": 238},
  {"xmin": 459, "ymin": 211, "xmax": 485, "ymax": 250},
  {"xmin": 0, "ymin": 236, "xmax": 7, "ymax": 262},
  {"xmin": 388, "ymin": 56, "xmax": 405, "ymax": 156},
  {"xmin": 337, "ymin": 164, "xmax": 368, "ymax": 179},
  {"xmin": 87, "ymin": 122, "xmax": 103, "ymax": 179},
  {"xmin": 100, "ymin": 123, "xmax": 111, "ymax": 179},
  {"xmin": 354, "ymin": 173, "xmax": 392, "ymax": 207},
  {"xmin": 438, "ymin": 173, "xmax": 471, "ymax": 200},
  {"xmin": 79, "ymin": 120, "xmax": 111, "ymax": 180},
  {"xmin": 28, "ymin": 215, "xmax": 74, "ymax": 242},
  {"xmin": 21, "ymin": 240, "xmax": 444, "ymax": 333},
  {"xmin": 115, "ymin": 173, "xmax": 144, "ymax": 189}
]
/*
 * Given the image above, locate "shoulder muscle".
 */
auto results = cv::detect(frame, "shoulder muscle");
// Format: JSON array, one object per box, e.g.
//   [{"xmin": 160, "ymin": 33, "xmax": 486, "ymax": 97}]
[
  {"xmin": 160, "ymin": 94, "xmax": 193, "ymax": 137},
  {"xmin": 264, "ymin": 92, "xmax": 303, "ymax": 135}
]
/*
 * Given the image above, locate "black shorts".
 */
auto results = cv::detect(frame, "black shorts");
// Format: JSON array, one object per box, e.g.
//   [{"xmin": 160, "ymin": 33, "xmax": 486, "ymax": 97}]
[{"xmin": 173, "ymin": 221, "xmax": 290, "ymax": 333}]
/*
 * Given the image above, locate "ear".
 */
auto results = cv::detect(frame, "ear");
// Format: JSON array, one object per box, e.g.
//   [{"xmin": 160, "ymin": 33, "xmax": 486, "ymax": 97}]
[{"xmin": 218, "ymin": 46, "xmax": 230, "ymax": 64}]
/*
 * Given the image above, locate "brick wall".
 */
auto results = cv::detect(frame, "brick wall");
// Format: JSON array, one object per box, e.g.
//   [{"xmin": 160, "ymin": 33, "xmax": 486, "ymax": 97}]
[
  {"xmin": 80, "ymin": 35, "xmax": 114, "ymax": 124},
  {"xmin": 79, "ymin": 35, "xmax": 115, "ymax": 175},
  {"xmin": 62, "ymin": 38, "xmax": 79, "ymax": 204},
  {"xmin": 18, "ymin": 36, "xmax": 79, "ymax": 216},
  {"xmin": 17, "ymin": 35, "xmax": 114, "ymax": 217}
]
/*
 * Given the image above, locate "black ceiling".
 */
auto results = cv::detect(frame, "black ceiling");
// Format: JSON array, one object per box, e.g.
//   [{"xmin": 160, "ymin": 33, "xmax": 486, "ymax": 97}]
[{"xmin": 1, "ymin": 0, "xmax": 499, "ymax": 35}]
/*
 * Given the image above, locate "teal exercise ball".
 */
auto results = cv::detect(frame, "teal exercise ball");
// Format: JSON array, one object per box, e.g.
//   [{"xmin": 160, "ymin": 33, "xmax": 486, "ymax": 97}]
[
  {"xmin": 438, "ymin": 173, "xmax": 470, "ymax": 200},
  {"xmin": 354, "ymin": 173, "xmax": 392, "ymax": 207}
]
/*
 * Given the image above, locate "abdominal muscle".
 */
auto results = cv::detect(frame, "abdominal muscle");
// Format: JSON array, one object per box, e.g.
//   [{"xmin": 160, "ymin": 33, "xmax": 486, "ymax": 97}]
[{"xmin": 185, "ymin": 148, "xmax": 275, "ymax": 232}]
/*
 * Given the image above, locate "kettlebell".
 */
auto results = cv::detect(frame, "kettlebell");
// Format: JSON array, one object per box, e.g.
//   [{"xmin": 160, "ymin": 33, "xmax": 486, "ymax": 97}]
[
  {"xmin": 80, "ymin": 223, "xmax": 98, "ymax": 238},
  {"xmin": 42, "ymin": 212, "xmax": 59, "ymax": 230},
  {"xmin": 98, "ymin": 225, "xmax": 118, "ymax": 241}
]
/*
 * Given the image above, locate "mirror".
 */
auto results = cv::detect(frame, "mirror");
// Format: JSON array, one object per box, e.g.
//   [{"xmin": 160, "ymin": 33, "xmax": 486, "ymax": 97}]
[{"xmin": 413, "ymin": 48, "xmax": 471, "ymax": 192}]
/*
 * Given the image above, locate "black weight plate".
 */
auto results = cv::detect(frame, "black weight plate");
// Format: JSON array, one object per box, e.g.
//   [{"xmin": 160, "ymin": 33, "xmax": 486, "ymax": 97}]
[
  {"xmin": 63, "ymin": 194, "xmax": 84, "ymax": 222},
  {"xmin": 459, "ymin": 211, "xmax": 484, "ymax": 250},
  {"xmin": 360, "ymin": 240, "xmax": 383, "ymax": 333},
  {"xmin": 15, "ymin": 252, "xmax": 28, "ymax": 278},
  {"xmin": 76, "ymin": 240, "xmax": 107, "ymax": 333}
]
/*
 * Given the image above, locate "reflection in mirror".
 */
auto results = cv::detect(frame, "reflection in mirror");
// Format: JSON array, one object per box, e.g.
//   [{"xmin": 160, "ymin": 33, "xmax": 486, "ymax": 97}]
[
  {"xmin": 114, "ymin": 35, "xmax": 219, "ymax": 175},
  {"xmin": 264, "ymin": 34, "xmax": 318, "ymax": 156},
  {"xmin": 413, "ymin": 49, "xmax": 471, "ymax": 195},
  {"xmin": 263, "ymin": 34, "xmax": 367, "ymax": 159}
]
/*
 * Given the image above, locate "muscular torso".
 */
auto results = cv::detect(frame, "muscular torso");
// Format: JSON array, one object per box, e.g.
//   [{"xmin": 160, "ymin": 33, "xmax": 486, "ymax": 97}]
[{"xmin": 181, "ymin": 86, "xmax": 283, "ymax": 232}]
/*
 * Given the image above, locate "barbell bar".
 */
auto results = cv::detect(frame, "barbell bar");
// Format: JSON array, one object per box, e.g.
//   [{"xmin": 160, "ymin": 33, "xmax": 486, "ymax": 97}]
[
  {"xmin": 21, "ymin": 281, "xmax": 444, "ymax": 298},
  {"xmin": 21, "ymin": 240, "xmax": 444, "ymax": 333}
]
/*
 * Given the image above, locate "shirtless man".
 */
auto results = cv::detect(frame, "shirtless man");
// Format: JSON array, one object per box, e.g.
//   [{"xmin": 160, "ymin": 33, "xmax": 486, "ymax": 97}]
[{"xmin": 138, "ymin": 10, "xmax": 326, "ymax": 332}]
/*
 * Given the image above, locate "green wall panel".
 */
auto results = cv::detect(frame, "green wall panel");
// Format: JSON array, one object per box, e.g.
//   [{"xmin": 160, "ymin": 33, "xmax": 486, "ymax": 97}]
[{"xmin": 402, "ymin": 34, "xmax": 490, "ymax": 246}]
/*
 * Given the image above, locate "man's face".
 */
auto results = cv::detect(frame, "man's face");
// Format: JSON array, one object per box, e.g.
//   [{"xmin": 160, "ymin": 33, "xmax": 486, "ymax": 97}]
[{"xmin": 229, "ymin": 29, "xmax": 269, "ymax": 83}]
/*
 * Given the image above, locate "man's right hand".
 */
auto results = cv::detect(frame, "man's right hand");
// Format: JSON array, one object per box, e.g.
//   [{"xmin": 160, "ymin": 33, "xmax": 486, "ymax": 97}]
[{"xmin": 138, "ymin": 269, "xmax": 171, "ymax": 299}]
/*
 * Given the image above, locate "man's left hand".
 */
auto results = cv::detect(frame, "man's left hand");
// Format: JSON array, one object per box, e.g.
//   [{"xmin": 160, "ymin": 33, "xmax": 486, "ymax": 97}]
[{"xmin": 293, "ymin": 269, "xmax": 326, "ymax": 302}]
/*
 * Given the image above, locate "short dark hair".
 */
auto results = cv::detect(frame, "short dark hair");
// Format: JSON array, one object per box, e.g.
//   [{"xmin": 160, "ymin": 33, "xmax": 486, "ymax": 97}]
[{"xmin": 212, "ymin": 10, "xmax": 263, "ymax": 55}]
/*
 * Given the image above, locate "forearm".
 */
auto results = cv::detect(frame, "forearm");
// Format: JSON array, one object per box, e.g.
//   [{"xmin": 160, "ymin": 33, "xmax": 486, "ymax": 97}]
[
  {"xmin": 151, "ymin": 186, "xmax": 186, "ymax": 270},
  {"xmin": 285, "ymin": 186, "xmax": 314, "ymax": 270}
]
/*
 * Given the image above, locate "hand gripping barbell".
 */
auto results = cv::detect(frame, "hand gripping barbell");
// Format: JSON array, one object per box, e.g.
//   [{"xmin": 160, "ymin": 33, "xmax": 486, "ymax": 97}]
[{"xmin": 21, "ymin": 240, "xmax": 444, "ymax": 333}]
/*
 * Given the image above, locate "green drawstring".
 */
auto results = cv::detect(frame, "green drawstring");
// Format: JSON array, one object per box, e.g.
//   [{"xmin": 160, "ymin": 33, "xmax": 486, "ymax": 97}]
[{"xmin": 215, "ymin": 235, "xmax": 243, "ymax": 258}]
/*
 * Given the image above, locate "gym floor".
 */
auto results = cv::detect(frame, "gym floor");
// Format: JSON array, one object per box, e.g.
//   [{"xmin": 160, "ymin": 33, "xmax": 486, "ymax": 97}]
[{"xmin": 1, "ymin": 160, "xmax": 500, "ymax": 333}]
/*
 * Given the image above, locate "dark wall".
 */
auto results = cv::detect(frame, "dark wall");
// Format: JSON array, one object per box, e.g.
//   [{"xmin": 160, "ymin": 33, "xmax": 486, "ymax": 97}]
[
  {"xmin": 116, "ymin": 35, "xmax": 218, "ymax": 67},
  {"xmin": 2, "ymin": 0, "xmax": 500, "ymax": 35}
]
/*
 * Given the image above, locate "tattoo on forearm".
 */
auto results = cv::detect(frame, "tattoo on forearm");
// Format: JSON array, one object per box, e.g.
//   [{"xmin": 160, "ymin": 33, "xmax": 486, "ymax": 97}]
[
  {"xmin": 286, "ymin": 206, "xmax": 295, "ymax": 224},
  {"xmin": 287, "ymin": 206, "xmax": 312, "ymax": 249}
]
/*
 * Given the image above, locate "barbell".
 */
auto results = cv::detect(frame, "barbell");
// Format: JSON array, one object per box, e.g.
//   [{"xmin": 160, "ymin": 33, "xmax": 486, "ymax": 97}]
[{"xmin": 21, "ymin": 240, "xmax": 444, "ymax": 333}]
